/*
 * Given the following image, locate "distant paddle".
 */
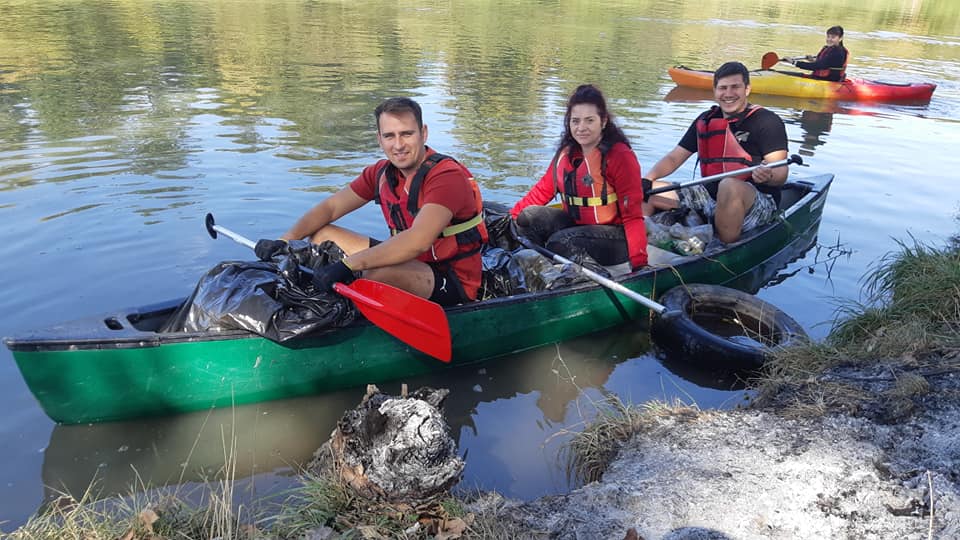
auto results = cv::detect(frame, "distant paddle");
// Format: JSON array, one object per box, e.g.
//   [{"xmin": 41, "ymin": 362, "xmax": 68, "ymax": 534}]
[
  {"xmin": 762, "ymin": 51, "xmax": 813, "ymax": 70},
  {"xmin": 761, "ymin": 51, "xmax": 780, "ymax": 70},
  {"xmin": 204, "ymin": 213, "xmax": 452, "ymax": 362}
]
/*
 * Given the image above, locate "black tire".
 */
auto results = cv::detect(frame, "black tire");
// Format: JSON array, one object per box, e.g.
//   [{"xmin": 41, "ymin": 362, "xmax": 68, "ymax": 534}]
[{"xmin": 650, "ymin": 284, "xmax": 808, "ymax": 371}]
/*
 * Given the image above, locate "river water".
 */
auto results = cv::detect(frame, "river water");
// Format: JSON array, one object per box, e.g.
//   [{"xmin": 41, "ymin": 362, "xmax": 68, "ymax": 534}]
[{"xmin": 1, "ymin": 0, "xmax": 959, "ymax": 530}]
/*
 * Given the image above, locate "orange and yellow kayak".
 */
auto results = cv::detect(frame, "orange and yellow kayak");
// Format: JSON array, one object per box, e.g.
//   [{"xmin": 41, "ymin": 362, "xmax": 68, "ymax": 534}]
[{"xmin": 668, "ymin": 66, "xmax": 936, "ymax": 103}]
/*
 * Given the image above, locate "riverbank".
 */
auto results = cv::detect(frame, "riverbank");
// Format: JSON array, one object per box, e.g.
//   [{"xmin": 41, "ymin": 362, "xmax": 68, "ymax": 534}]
[
  {"xmin": 483, "ymin": 236, "xmax": 960, "ymax": 539},
  {"xmin": 483, "ymin": 355, "xmax": 960, "ymax": 538}
]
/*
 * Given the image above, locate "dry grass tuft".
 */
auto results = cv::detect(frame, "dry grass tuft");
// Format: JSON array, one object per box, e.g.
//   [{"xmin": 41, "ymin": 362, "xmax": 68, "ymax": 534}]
[
  {"xmin": 4, "ymin": 488, "xmax": 129, "ymax": 540},
  {"xmin": 269, "ymin": 470, "xmax": 482, "ymax": 539},
  {"xmin": 560, "ymin": 396, "xmax": 704, "ymax": 485},
  {"xmin": 890, "ymin": 372, "xmax": 931, "ymax": 398}
]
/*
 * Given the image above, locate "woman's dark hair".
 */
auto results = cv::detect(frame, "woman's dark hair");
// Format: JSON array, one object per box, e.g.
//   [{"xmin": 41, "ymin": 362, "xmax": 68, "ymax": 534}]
[
  {"xmin": 558, "ymin": 84, "xmax": 630, "ymax": 153},
  {"xmin": 827, "ymin": 25, "xmax": 844, "ymax": 38}
]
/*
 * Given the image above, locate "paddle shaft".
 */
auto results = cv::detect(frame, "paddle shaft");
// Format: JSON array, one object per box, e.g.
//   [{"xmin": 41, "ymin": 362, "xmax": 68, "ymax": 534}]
[
  {"xmin": 519, "ymin": 239, "xmax": 668, "ymax": 315},
  {"xmin": 645, "ymin": 154, "xmax": 802, "ymax": 197},
  {"xmin": 205, "ymin": 215, "xmax": 315, "ymax": 275},
  {"xmin": 209, "ymin": 223, "xmax": 255, "ymax": 250}
]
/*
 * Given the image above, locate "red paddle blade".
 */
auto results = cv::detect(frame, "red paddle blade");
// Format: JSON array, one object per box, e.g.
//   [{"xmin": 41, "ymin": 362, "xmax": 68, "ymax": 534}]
[
  {"xmin": 761, "ymin": 52, "xmax": 779, "ymax": 70},
  {"xmin": 334, "ymin": 279, "xmax": 452, "ymax": 362}
]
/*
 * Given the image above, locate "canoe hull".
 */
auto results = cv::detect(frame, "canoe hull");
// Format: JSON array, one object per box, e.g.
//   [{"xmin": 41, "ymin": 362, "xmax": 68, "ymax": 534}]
[
  {"xmin": 6, "ymin": 176, "xmax": 833, "ymax": 424},
  {"xmin": 668, "ymin": 67, "xmax": 936, "ymax": 102}
]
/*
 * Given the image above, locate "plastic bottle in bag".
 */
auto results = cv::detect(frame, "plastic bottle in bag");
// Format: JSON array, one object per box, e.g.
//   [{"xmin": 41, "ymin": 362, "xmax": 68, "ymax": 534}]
[
  {"xmin": 674, "ymin": 236, "xmax": 705, "ymax": 255},
  {"xmin": 688, "ymin": 224, "xmax": 714, "ymax": 245},
  {"xmin": 645, "ymin": 217, "xmax": 675, "ymax": 250},
  {"xmin": 665, "ymin": 222, "xmax": 713, "ymax": 255}
]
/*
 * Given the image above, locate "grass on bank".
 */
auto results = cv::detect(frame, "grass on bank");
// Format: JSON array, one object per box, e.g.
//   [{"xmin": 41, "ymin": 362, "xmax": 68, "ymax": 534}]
[
  {"xmin": 3, "ymin": 472, "xmax": 524, "ymax": 540},
  {"xmin": 750, "ymin": 237, "xmax": 960, "ymax": 416},
  {"xmin": 561, "ymin": 235, "xmax": 960, "ymax": 482}
]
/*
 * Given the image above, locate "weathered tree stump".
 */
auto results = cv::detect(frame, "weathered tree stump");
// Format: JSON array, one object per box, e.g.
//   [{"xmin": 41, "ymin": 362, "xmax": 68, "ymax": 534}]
[{"xmin": 311, "ymin": 384, "xmax": 464, "ymax": 504}]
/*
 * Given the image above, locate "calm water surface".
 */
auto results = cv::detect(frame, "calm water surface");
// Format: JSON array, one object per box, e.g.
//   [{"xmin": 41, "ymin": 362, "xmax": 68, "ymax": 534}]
[{"xmin": 2, "ymin": 0, "xmax": 959, "ymax": 529}]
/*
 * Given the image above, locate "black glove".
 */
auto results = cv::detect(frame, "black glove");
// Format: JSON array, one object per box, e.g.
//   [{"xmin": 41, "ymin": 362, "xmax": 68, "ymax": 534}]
[
  {"xmin": 254, "ymin": 238, "xmax": 287, "ymax": 261},
  {"xmin": 312, "ymin": 260, "xmax": 356, "ymax": 292},
  {"xmin": 642, "ymin": 178, "xmax": 653, "ymax": 202}
]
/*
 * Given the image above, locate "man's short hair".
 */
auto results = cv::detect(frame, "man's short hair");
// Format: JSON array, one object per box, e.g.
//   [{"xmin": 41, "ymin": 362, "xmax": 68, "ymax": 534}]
[
  {"xmin": 713, "ymin": 61, "xmax": 750, "ymax": 88},
  {"xmin": 374, "ymin": 97, "xmax": 423, "ymax": 131}
]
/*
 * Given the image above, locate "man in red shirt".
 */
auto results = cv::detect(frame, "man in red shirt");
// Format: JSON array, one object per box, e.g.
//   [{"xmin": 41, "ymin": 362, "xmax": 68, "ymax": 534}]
[{"xmin": 255, "ymin": 97, "xmax": 486, "ymax": 305}]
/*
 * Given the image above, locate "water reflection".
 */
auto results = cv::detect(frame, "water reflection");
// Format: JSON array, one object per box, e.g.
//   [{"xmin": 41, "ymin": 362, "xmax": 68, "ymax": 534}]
[
  {"xmin": 40, "ymin": 328, "xmax": 644, "ymax": 505},
  {"xmin": 794, "ymin": 110, "xmax": 834, "ymax": 156}
]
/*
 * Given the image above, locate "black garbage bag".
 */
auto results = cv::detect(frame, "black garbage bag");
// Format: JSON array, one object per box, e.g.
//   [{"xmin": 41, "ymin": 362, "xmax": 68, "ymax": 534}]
[
  {"xmin": 648, "ymin": 205, "xmax": 706, "ymax": 228},
  {"xmin": 483, "ymin": 201, "xmax": 522, "ymax": 251},
  {"xmin": 479, "ymin": 246, "xmax": 606, "ymax": 299},
  {"xmin": 477, "ymin": 200, "xmax": 610, "ymax": 299},
  {"xmin": 160, "ymin": 240, "xmax": 356, "ymax": 342}
]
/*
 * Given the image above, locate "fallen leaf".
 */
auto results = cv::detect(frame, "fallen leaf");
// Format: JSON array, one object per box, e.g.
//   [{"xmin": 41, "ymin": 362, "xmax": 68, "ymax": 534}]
[
  {"xmin": 138, "ymin": 508, "xmax": 159, "ymax": 533},
  {"xmin": 357, "ymin": 525, "xmax": 386, "ymax": 539},
  {"xmin": 435, "ymin": 516, "xmax": 470, "ymax": 540}
]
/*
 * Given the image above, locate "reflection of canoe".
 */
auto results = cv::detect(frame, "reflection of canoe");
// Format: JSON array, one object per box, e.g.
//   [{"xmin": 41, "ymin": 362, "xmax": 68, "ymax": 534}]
[
  {"xmin": 41, "ymin": 393, "xmax": 339, "ymax": 503},
  {"xmin": 5, "ymin": 175, "xmax": 833, "ymax": 424},
  {"xmin": 40, "ymin": 330, "xmax": 635, "ymax": 502},
  {"xmin": 668, "ymin": 66, "xmax": 936, "ymax": 102}
]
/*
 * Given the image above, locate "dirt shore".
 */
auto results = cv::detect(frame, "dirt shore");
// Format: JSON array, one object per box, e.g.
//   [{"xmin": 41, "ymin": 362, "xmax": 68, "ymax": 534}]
[{"xmin": 474, "ymin": 356, "xmax": 960, "ymax": 539}]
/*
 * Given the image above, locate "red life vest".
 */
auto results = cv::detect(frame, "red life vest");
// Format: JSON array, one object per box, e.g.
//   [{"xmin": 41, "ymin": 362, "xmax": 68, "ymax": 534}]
[
  {"xmin": 374, "ymin": 152, "xmax": 488, "ymax": 265},
  {"xmin": 695, "ymin": 105, "xmax": 761, "ymax": 182},
  {"xmin": 812, "ymin": 45, "xmax": 848, "ymax": 80},
  {"xmin": 552, "ymin": 146, "xmax": 620, "ymax": 225}
]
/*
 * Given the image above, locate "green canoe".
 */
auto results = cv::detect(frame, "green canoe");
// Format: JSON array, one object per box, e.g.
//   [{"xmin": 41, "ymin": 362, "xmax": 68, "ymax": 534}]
[{"xmin": 4, "ymin": 175, "xmax": 833, "ymax": 424}]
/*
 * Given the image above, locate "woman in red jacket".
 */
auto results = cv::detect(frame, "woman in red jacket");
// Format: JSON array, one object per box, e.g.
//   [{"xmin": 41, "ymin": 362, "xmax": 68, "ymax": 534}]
[{"xmin": 511, "ymin": 84, "xmax": 647, "ymax": 270}]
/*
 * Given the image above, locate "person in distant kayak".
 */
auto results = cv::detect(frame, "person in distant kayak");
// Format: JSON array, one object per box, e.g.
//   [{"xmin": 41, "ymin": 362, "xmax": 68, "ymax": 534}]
[
  {"xmin": 642, "ymin": 62, "xmax": 789, "ymax": 244},
  {"xmin": 511, "ymin": 84, "xmax": 648, "ymax": 270},
  {"xmin": 784, "ymin": 25, "xmax": 848, "ymax": 82},
  {"xmin": 254, "ymin": 97, "xmax": 487, "ymax": 305}
]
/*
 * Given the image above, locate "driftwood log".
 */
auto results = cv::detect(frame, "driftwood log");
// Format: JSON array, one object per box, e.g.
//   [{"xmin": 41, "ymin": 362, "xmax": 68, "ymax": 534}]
[{"xmin": 311, "ymin": 384, "xmax": 464, "ymax": 504}]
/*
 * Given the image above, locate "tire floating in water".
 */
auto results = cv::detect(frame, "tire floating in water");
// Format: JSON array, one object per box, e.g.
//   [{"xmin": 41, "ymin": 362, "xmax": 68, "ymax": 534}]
[{"xmin": 650, "ymin": 284, "xmax": 808, "ymax": 371}]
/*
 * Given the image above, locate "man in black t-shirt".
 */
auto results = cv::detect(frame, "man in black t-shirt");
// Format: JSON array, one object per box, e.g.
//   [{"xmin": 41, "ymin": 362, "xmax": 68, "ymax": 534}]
[{"xmin": 643, "ymin": 62, "xmax": 789, "ymax": 243}]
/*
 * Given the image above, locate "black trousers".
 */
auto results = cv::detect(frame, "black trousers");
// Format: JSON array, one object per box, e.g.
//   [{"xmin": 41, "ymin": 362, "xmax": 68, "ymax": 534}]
[{"xmin": 515, "ymin": 206, "xmax": 628, "ymax": 266}]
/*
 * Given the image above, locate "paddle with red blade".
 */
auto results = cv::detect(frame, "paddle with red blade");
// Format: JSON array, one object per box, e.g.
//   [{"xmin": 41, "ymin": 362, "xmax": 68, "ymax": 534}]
[
  {"xmin": 762, "ymin": 51, "xmax": 814, "ymax": 70},
  {"xmin": 204, "ymin": 213, "xmax": 452, "ymax": 362},
  {"xmin": 761, "ymin": 51, "xmax": 780, "ymax": 70}
]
